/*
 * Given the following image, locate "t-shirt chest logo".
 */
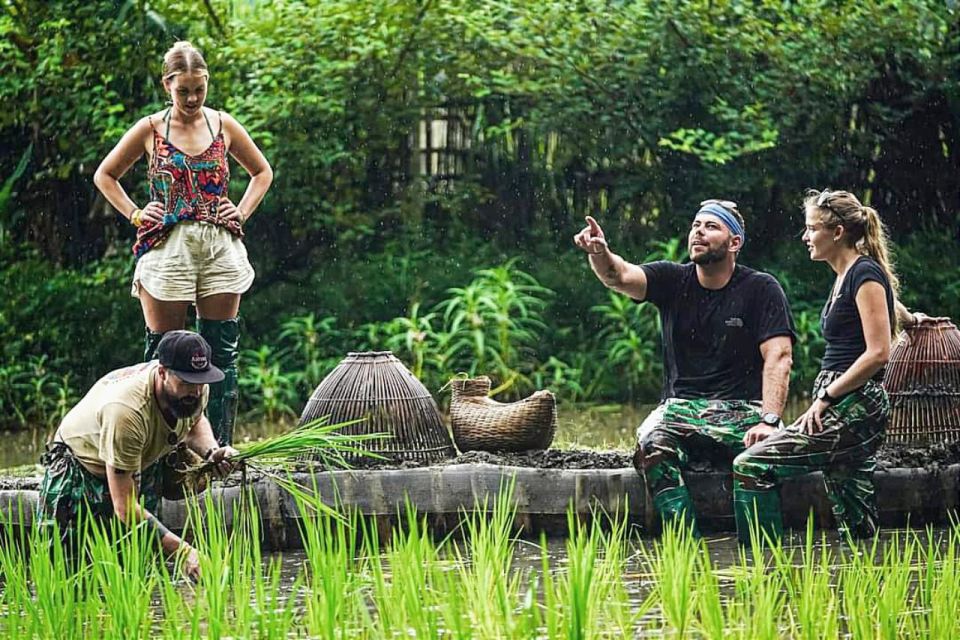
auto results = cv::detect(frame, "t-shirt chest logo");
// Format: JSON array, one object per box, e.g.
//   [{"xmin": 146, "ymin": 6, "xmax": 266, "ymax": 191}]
[
  {"xmin": 190, "ymin": 350, "xmax": 209, "ymax": 370},
  {"xmin": 725, "ymin": 317, "xmax": 744, "ymax": 328}
]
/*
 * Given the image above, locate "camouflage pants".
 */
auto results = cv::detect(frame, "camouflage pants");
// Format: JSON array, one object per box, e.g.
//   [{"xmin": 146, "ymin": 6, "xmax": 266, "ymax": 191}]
[
  {"xmin": 37, "ymin": 442, "xmax": 163, "ymax": 544},
  {"xmin": 635, "ymin": 398, "xmax": 763, "ymax": 533},
  {"xmin": 733, "ymin": 370, "xmax": 889, "ymax": 540}
]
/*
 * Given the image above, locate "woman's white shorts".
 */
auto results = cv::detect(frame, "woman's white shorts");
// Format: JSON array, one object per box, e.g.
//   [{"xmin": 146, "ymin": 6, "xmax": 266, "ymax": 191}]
[{"xmin": 131, "ymin": 221, "xmax": 254, "ymax": 302}]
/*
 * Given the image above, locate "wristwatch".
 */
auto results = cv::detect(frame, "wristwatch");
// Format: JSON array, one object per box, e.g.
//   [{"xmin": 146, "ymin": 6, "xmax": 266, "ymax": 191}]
[
  {"xmin": 761, "ymin": 412, "xmax": 781, "ymax": 427},
  {"xmin": 816, "ymin": 387, "xmax": 837, "ymax": 405}
]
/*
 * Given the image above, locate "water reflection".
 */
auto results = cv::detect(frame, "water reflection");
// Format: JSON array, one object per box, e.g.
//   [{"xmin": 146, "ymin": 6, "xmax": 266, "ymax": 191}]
[{"xmin": 262, "ymin": 525, "xmax": 952, "ymax": 625}]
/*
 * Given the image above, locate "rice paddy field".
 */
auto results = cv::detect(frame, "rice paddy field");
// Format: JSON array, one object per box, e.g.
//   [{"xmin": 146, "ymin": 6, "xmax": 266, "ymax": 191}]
[{"xmin": 3, "ymin": 484, "xmax": 960, "ymax": 639}]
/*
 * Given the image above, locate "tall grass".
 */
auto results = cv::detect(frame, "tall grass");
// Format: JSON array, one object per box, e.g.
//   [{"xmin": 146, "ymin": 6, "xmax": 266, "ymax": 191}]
[{"xmin": 4, "ymin": 488, "xmax": 960, "ymax": 638}]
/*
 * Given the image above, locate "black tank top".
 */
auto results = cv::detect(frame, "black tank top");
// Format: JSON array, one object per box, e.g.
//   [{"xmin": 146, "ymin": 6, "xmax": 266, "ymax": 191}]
[{"xmin": 820, "ymin": 256, "xmax": 895, "ymax": 374}]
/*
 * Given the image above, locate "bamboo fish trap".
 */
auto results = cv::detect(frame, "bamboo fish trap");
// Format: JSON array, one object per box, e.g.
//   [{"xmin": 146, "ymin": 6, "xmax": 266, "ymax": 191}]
[
  {"xmin": 298, "ymin": 352, "xmax": 455, "ymax": 463},
  {"xmin": 883, "ymin": 320, "xmax": 960, "ymax": 445},
  {"xmin": 449, "ymin": 376, "xmax": 557, "ymax": 452}
]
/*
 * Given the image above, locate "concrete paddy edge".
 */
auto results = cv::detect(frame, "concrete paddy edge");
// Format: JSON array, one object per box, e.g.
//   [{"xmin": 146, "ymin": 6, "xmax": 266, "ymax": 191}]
[{"xmin": 2, "ymin": 463, "xmax": 958, "ymax": 550}]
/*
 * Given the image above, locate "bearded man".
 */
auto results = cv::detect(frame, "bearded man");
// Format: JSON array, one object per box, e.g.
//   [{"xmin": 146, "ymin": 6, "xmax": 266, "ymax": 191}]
[
  {"xmin": 574, "ymin": 199, "xmax": 795, "ymax": 535},
  {"xmin": 37, "ymin": 330, "xmax": 237, "ymax": 579}
]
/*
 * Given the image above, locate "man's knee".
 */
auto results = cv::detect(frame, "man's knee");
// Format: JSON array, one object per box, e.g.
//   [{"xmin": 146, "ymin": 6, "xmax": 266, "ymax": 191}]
[
  {"xmin": 637, "ymin": 427, "xmax": 667, "ymax": 462},
  {"xmin": 635, "ymin": 403, "xmax": 667, "ymax": 446},
  {"xmin": 639, "ymin": 424, "xmax": 673, "ymax": 453},
  {"xmin": 632, "ymin": 445, "xmax": 644, "ymax": 474},
  {"xmin": 633, "ymin": 438, "xmax": 658, "ymax": 475},
  {"xmin": 634, "ymin": 427, "xmax": 683, "ymax": 479}
]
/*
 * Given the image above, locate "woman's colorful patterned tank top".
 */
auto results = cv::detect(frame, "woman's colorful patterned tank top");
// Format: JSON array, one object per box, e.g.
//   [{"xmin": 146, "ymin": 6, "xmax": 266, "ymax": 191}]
[{"xmin": 133, "ymin": 109, "xmax": 242, "ymax": 259}]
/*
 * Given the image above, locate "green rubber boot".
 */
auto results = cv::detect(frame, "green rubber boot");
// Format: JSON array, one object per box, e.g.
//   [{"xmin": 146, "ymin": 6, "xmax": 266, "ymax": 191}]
[
  {"xmin": 734, "ymin": 487, "xmax": 783, "ymax": 546},
  {"xmin": 145, "ymin": 328, "xmax": 165, "ymax": 362},
  {"xmin": 198, "ymin": 317, "xmax": 240, "ymax": 446},
  {"xmin": 653, "ymin": 486, "xmax": 700, "ymax": 538}
]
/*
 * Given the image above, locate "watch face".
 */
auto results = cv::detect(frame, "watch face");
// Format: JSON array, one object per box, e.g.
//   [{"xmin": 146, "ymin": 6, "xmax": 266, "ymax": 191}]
[{"xmin": 762, "ymin": 413, "xmax": 779, "ymax": 426}]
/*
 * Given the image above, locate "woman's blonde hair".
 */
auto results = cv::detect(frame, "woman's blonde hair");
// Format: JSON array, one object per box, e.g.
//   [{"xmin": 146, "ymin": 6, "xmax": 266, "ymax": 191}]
[{"xmin": 162, "ymin": 41, "xmax": 208, "ymax": 82}]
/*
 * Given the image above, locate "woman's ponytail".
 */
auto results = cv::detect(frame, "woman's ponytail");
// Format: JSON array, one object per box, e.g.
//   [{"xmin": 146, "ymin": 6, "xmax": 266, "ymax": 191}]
[{"xmin": 859, "ymin": 205, "xmax": 900, "ymax": 297}]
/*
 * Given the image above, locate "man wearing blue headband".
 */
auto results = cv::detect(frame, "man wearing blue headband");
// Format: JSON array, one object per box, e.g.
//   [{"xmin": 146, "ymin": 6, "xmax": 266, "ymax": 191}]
[{"xmin": 574, "ymin": 199, "xmax": 795, "ymax": 536}]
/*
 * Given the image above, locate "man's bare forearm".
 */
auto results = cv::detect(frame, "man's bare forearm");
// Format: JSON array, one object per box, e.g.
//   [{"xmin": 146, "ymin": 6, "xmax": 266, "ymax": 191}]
[
  {"xmin": 108, "ymin": 468, "xmax": 189, "ymax": 557},
  {"xmin": 761, "ymin": 350, "xmax": 792, "ymax": 417},
  {"xmin": 184, "ymin": 415, "xmax": 220, "ymax": 458},
  {"xmin": 589, "ymin": 250, "xmax": 624, "ymax": 288}
]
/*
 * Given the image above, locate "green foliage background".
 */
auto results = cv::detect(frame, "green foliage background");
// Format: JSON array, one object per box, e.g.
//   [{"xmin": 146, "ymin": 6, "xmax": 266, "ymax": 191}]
[{"xmin": 1, "ymin": 0, "xmax": 958, "ymax": 428}]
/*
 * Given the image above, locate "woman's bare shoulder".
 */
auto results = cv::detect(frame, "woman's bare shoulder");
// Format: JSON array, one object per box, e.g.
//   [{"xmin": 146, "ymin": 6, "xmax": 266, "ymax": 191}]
[
  {"xmin": 129, "ymin": 112, "xmax": 165, "ymax": 137},
  {"xmin": 217, "ymin": 111, "xmax": 253, "ymax": 149},
  {"xmin": 217, "ymin": 110, "xmax": 243, "ymax": 132}
]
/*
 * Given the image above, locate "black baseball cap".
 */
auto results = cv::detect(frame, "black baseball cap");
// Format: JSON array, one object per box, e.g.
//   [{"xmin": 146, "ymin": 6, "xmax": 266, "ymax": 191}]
[{"xmin": 156, "ymin": 331, "xmax": 225, "ymax": 384}]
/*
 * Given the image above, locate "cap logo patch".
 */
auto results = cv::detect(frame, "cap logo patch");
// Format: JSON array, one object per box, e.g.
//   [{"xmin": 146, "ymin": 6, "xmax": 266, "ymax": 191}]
[{"xmin": 190, "ymin": 350, "xmax": 208, "ymax": 371}]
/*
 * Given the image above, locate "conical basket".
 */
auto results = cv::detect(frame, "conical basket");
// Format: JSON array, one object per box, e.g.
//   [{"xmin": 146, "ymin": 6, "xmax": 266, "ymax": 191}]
[
  {"xmin": 449, "ymin": 376, "xmax": 557, "ymax": 452},
  {"xmin": 883, "ymin": 320, "xmax": 960, "ymax": 445},
  {"xmin": 299, "ymin": 351, "xmax": 455, "ymax": 463}
]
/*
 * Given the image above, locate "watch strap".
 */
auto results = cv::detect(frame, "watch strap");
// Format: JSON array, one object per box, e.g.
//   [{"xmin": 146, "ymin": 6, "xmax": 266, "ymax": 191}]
[{"xmin": 761, "ymin": 412, "xmax": 781, "ymax": 426}]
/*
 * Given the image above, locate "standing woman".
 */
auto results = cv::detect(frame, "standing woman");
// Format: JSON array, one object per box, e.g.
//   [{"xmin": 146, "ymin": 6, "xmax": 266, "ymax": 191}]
[
  {"xmin": 94, "ymin": 41, "xmax": 273, "ymax": 446},
  {"xmin": 732, "ymin": 189, "xmax": 915, "ymax": 542}
]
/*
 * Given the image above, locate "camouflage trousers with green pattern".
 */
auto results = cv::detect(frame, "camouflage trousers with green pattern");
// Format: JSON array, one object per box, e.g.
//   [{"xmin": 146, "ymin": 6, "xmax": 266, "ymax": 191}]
[
  {"xmin": 634, "ymin": 398, "xmax": 763, "ymax": 535},
  {"xmin": 733, "ymin": 370, "xmax": 889, "ymax": 541},
  {"xmin": 36, "ymin": 442, "xmax": 163, "ymax": 546}
]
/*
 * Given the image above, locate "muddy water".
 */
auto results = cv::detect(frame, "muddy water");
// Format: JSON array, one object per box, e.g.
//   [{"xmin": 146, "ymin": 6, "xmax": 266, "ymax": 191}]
[
  {"xmin": 259, "ymin": 526, "xmax": 951, "ymax": 628},
  {"xmin": 261, "ymin": 532, "xmax": 739, "ymax": 621}
]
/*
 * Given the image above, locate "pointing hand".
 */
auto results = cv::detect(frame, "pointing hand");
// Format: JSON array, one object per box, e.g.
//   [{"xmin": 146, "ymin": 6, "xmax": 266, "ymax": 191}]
[{"xmin": 574, "ymin": 216, "xmax": 609, "ymax": 256}]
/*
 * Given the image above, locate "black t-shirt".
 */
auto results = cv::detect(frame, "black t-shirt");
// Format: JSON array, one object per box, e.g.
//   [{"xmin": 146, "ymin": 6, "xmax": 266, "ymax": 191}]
[
  {"xmin": 639, "ymin": 261, "xmax": 796, "ymax": 401},
  {"xmin": 820, "ymin": 256, "xmax": 894, "ymax": 374}
]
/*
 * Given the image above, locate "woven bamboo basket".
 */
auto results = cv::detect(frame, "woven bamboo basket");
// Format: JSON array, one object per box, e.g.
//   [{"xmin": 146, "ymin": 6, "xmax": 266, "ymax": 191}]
[
  {"xmin": 449, "ymin": 376, "xmax": 557, "ymax": 452},
  {"xmin": 298, "ymin": 351, "xmax": 455, "ymax": 463},
  {"xmin": 883, "ymin": 320, "xmax": 960, "ymax": 445}
]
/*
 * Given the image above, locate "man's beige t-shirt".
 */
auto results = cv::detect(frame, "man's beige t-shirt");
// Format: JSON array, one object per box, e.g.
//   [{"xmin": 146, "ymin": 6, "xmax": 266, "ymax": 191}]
[{"xmin": 57, "ymin": 362, "xmax": 208, "ymax": 474}]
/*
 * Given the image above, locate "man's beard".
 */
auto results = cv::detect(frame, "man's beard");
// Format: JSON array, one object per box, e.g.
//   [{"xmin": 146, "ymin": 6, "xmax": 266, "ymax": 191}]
[
  {"xmin": 168, "ymin": 393, "xmax": 200, "ymax": 418},
  {"xmin": 690, "ymin": 240, "xmax": 730, "ymax": 265}
]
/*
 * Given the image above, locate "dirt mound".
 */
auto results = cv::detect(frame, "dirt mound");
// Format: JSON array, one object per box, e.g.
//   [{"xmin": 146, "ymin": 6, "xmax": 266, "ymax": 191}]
[
  {"xmin": 344, "ymin": 442, "xmax": 960, "ymax": 472},
  {"xmin": 339, "ymin": 448, "xmax": 631, "ymax": 470},
  {"xmin": 0, "ymin": 476, "xmax": 41, "ymax": 491},
  {"xmin": 874, "ymin": 441, "xmax": 960, "ymax": 471},
  {"xmin": 446, "ymin": 449, "xmax": 633, "ymax": 469}
]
